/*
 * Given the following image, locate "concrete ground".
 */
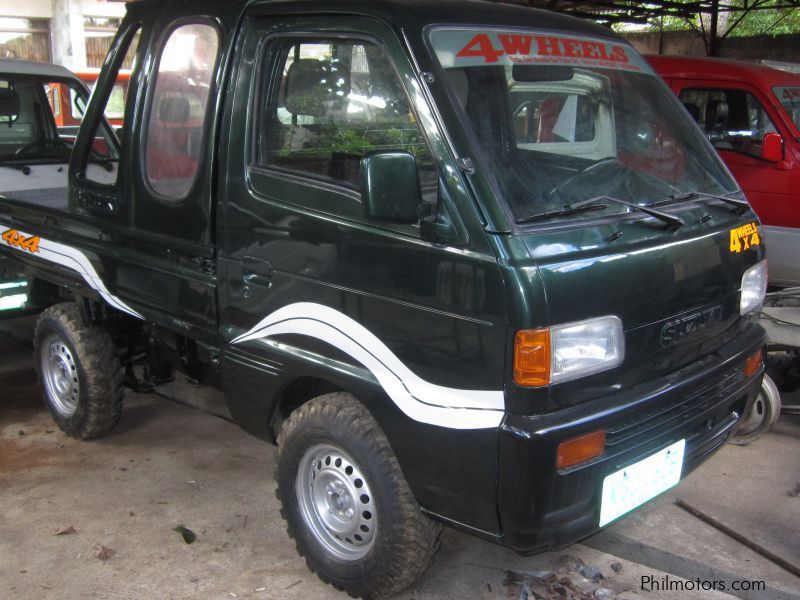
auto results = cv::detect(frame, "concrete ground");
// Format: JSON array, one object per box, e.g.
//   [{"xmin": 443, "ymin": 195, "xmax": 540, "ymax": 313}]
[{"xmin": 1, "ymin": 316, "xmax": 798, "ymax": 599}]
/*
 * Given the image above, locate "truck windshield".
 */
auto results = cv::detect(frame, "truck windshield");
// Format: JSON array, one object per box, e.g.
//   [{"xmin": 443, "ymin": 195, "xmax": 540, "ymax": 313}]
[
  {"xmin": 429, "ymin": 28, "xmax": 738, "ymax": 224},
  {"xmin": 774, "ymin": 86, "xmax": 800, "ymax": 134}
]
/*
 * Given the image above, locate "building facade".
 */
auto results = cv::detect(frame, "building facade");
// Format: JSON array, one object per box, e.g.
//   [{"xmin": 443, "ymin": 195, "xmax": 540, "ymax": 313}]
[{"xmin": 0, "ymin": 0, "xmax": 125, "ymax": 68}]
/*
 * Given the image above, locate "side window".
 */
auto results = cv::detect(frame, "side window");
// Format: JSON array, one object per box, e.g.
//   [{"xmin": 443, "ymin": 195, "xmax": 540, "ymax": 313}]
[
  {"xmin": 679, "ymin": 88, "xmax": 778, "ymax": 158},
  {"xmin": 257, "ymin": 38, "xmax": 437, "ymax": 203},
  {"xmin": 144, "ymin": 23, "xmax": 220, "ymax": 200},
  {"xmin": 81, "ymin": 26, "xmax": 141, "ymax": 185}
]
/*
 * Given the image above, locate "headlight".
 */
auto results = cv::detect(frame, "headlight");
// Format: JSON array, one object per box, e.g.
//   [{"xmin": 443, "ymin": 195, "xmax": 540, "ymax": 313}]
[
  {"xmin": 740, "ymin": 260, "xmax": 767, "ymax": 316},
  {"xmin": 551, "ymin": 316, "xmax": 625, "ymax": 383},
  {"xmin": 514, "ymin": 316, "xmax": 624, "ymax": 386}
]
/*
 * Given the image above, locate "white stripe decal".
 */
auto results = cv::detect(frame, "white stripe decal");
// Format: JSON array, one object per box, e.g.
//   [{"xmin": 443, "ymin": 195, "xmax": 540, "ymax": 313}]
[
  {"xmin": 232, "ymin": 303, "xmax": 505, "ymax": 430},
  {"xmin": 2, "ymin": 228, "xmax": 143, "ymax": 319}
]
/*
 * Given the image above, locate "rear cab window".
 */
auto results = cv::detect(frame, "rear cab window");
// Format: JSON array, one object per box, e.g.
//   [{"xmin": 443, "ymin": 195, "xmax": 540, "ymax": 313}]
[{"xmin": 143, "ymin": 22, "xmax": 220, "ymax": 201}]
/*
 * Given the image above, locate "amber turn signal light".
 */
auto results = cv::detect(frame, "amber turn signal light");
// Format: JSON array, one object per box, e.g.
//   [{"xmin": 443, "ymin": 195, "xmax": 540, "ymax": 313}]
[
  {"xmin": 514, "ymin": 329, "xmax": 550, "ymax": 386},
  {"xmin": 556, "ymin": 430, "xmax": 606, "ymax": 470},
  {"xmin": 743, "ymin": 348, "xmax": 763, "ymax": 378}
]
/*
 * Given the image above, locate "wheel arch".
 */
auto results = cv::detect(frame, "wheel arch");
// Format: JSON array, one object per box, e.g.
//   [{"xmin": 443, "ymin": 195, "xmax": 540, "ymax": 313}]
[{"xmin": 267, "ymin": 375, "xmax": 345, "ymax": 442}]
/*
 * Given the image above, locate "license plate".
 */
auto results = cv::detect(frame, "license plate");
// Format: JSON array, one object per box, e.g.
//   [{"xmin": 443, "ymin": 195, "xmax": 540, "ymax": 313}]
[{"xmin": 599, "ymin": 439, "xmax": 685, "ymax": 527}]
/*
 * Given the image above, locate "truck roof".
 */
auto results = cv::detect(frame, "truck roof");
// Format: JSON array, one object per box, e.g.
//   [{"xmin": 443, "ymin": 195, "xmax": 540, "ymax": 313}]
[
  {"xmin": 0, "ymin": 59, "xmax": 82, "ymax": 83},
  {"xmin": 124, "ymin": 0, "xmax": 624, "ymax": 44},
  {"xmin": 646, "ymin": 54, "xmax": 800, "ymax": 88}
]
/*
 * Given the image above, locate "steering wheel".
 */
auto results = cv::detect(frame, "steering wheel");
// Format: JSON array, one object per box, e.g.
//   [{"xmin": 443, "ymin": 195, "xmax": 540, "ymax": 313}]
[
  {"xmin": 622, "ymin": 167, "xmax": 682, "ymax": 199},
  {"xmin": 547, "ymin": 157, "xmax": 627, "ymax": 203}
]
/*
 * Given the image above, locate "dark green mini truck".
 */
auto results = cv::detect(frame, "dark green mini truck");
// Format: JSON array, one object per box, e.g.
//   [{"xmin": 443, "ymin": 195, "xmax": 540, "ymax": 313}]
[{"xmin": 0, "ymin": 0, "xmax": 769, "ymax": 597}]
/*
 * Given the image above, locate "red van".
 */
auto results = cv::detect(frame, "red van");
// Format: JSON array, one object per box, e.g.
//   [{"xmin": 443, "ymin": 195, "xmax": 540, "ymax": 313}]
[
  {"xmin": 75, "ymin": 69, "xmax": 131, "ymax": 128},
  {"xmin": 648, "ymin": 55, "xmax": 800, "ymax": 287},
  {"xmin": 47, "ymin": 69, "xmax": 131, "ymax": 133}
]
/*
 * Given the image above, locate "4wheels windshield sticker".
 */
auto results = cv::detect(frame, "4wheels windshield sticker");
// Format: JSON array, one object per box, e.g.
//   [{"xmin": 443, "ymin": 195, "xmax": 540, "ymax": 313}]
[
  {"xmin": 430, "ymin": 28, "xmax": 653, "ymax": 73},
  {"xmin": 0, "ymin": 227, "xmax": 143, "ymax": 319},
  {"xmin": 231, "ymin": 303, "xmax": 505, "ymax": 430}
]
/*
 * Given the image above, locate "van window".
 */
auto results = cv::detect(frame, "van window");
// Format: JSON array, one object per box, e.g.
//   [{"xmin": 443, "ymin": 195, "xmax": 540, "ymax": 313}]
[
  {"xmin": 679, "ymin": 88, "xmax": 778, "ymax": 158},
  {"xmin": 257, "ymin": 38, "xmax": 436, "ymax": 201},
  {"xmin": 774, "ymin": 86, "xmax": 800, "ymax": 133},
  {"xmin": 144, "ymin": 23, "xmax": 219, "ymax": 200}
]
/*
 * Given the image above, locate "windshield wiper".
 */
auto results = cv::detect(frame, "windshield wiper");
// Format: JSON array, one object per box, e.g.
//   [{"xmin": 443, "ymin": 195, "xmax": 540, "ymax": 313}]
[
  {"xmin": 658, "ymin": 191, "xmax": 749, "ymax": 214},
  {"xmin": 516, "ymin": 198, "xmax": 609, "ymax": 224},
  {"xmin": 517, "ymin": 195, "xmax": 684, "ymax": 230},
  {"xmin": 595, "ymin": 195, "xmax": 684, "ymax": 230}
]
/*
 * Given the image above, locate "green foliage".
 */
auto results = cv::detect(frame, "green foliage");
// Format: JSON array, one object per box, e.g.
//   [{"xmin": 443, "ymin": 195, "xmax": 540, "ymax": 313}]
[
  {"xmin": 279, "ymin": 122, "xmax": 430, "ymax": 161},
  {"xmin": 615, "ymin": 2, "xmax": 800, "ymax": 38}
]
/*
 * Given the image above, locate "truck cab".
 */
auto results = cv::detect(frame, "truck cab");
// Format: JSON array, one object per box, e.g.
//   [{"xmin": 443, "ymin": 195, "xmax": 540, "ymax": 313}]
[
  {"xmin": 0, "ymin": 3, "xmax": 767, "ymax": 598},
  {"xmin": 648, "ymin": 55, "xmax": 800, "ymax": 287}
]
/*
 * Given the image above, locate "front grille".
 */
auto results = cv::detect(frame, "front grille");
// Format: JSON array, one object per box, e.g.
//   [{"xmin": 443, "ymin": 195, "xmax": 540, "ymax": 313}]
[{"xmin": 604, "ymin": 366, "xmax": 745, "ymax": 458}]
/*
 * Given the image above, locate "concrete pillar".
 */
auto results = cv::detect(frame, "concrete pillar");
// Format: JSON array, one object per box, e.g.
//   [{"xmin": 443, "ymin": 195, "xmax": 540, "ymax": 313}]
[{"xmin": 50, "ymin": 0, "xmax": 86, "ymax": 69}]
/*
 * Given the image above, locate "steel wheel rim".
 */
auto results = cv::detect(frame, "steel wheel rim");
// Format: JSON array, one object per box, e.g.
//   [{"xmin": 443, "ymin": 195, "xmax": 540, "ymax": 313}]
[
  {"xmin": 40, "ymin": 333, "xmax": 80, "ymax": 417},
  {"xmin": 738, "ymin": 394, "xmax": 768, "ymax": 435},
  {"xmin": 737, "ymin": 374, "xmax": 780, "ymax": 436},
  {"xmin": 296, "ymin": 444, "xmax": 377, "ymax": 561}
]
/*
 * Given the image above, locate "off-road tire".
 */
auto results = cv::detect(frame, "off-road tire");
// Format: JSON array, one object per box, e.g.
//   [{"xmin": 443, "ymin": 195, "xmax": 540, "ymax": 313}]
[
  {"xmin": 275, "ymin": 392, "xmax": 442, "ymax": 599},
  {"xmin": 33, "ymin": 302, "xmax": 123, "ymax": 439}
]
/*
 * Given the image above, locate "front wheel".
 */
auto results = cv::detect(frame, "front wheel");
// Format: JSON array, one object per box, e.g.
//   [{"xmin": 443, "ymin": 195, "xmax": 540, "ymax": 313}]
[{"xmin": 275, "ymin": 393, "xmax": 442, "ymax": 599}]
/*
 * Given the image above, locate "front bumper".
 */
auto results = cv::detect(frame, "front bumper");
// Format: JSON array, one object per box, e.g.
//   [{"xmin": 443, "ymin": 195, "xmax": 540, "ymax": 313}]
[{"xmin": 497, "ymin": 324, "xmax": 766, "ymax": 554}]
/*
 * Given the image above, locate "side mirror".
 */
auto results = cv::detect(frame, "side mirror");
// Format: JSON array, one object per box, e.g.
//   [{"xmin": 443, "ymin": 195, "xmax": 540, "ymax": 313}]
[
  {"xmin": 761, "ymin": 132, "xmax": 784, "ymax": 162},
  {"xmin": 361, "ymin": 151, "xmax": 422, "ymax": 223}
]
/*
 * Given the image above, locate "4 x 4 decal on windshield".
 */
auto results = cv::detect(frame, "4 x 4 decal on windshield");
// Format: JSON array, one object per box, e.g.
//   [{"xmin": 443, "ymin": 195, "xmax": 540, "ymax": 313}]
[
  {"xmin": 729, "ymin": 222, "xmax": 761, "ymax": 253},
  {"xmin": 1, "ymin": 229, "xmax": 40, "ymax": 254}
]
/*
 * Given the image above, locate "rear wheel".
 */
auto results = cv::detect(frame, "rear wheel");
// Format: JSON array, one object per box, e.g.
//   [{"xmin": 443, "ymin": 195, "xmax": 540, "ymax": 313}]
[
  {"xmin": 275, "ymin": 392, "xmax": 442, "ymax": 599},
  {"xmin": 34, "ymin": 302, "xmax": 123, "ymax": 439}
]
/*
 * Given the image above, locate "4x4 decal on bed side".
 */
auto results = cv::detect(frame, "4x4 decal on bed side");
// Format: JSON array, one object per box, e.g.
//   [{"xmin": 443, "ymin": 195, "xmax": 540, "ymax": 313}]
[{"xmin": 0, "ymin": 227, "xmax": 142, "ymax": 319}]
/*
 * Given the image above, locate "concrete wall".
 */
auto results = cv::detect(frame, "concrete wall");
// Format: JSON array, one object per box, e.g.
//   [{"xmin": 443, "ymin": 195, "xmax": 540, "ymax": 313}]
[
  {"xmin": 51, "ymin": 0, "xmax": 87, "ymax": 69},
  {"xmin": 0, "ymin": 1, "xmax": 51, "ymax": 19},
  {"xmin": 0, "ymin": 0, "xmax": 123, "ymax": 20},
  {"xmin": 624, "ymin": 30, "xmax": 800, "ymax": 63}
]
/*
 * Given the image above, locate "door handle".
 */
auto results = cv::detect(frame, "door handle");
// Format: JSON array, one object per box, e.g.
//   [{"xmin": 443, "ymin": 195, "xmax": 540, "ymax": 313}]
[{"xmin": 242, "ymin": 256, "xmax": 272, "ymax": 287}]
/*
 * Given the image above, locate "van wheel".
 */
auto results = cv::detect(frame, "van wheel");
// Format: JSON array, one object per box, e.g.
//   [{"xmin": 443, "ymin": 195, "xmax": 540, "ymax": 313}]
[
  {"xmin": 731, "ymin": 373, "xmax": 781, "ymax": 446},
  {"xmin": 275, "ymin": 392, "xmax": 442, "ymax": 599},
  {"xmin": 34, "ymin": 302, "xmax": 123, "ymax": 440}
]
